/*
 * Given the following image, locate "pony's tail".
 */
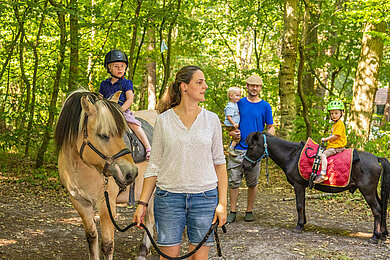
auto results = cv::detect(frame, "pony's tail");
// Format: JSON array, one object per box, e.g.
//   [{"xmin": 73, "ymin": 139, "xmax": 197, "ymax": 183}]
[{"xmin": 379, "ymin": 157, "xmax": 390, "ymax": 237}]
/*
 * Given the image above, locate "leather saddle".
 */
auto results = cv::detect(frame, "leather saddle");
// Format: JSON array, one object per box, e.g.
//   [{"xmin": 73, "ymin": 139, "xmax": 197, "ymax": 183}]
[{"xmin": 122, "ymin": 117, "xmax": 153, "ymax": 163}]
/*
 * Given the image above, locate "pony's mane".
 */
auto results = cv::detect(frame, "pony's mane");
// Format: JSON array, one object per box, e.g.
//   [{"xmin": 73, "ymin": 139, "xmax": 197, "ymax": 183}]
[{"xmin": 54, "ymin": 88, "xmax": 127, "ymax": 153}]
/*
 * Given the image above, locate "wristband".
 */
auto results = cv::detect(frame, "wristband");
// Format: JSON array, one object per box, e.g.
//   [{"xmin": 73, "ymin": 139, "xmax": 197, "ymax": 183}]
[{"xmin": 138, "ymin": 201, "xmax": 148, "ymax": 207}]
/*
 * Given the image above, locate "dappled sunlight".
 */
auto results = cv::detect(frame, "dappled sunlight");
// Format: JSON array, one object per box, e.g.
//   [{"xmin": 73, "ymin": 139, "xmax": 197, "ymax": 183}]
[
  {"xmin": 59, "ymin": 217, "xmax": 82, "ymax": 225},
  {"xmin": 348, "ymin": 232, "xmax": 372, "ymax": 238},
  {"xmin": 0, "ymin": 238, "xmax": 17, "ymax": 246},
  {"xmin": 0, "ymin": 176, "xmax": 20, "ymax": 181},
  {"xmin": 25, "ymin": 229, "xmax": 45, "ymax": 237},
  {"xmin": 58, "ymin": 215, "xmax": 99, "ymax": 226}
]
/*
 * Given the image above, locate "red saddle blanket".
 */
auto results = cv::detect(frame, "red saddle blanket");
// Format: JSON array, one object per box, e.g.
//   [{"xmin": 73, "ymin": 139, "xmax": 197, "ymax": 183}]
[{"xmin": 298, "ymin": 138, "xmax": 353, "ymax": 187}]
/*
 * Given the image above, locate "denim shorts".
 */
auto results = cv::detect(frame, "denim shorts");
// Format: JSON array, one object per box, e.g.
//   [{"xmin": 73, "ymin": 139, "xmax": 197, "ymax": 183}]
[{"xmin": 153, "ymin": 187, "xmax": 218, "ymax": 247}]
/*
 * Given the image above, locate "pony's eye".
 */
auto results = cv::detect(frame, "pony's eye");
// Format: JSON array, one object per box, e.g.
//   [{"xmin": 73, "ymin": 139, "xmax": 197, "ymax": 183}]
[{"xmin": 98, "ymin": 133, "xmax": 110, "ymax": 141}]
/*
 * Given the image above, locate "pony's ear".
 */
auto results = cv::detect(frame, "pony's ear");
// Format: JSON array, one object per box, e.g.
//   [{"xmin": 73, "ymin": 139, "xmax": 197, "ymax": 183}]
[
  {"xmin": 81, "ymin": 96, "xmax": 96, "ymax": 116},
  {"xmin": 109, "ymin": 91, "xmax": 122, "ymax": 103},
  {"xmin": 246, "ymin": 131, "xmax": 259, "ymax": 145}
]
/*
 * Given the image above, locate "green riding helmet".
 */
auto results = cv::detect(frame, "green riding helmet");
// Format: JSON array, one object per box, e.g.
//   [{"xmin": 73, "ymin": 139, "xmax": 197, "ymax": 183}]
[{"xmin": 327, "ymin": 100, "xmax": 344, "ymax": 111}]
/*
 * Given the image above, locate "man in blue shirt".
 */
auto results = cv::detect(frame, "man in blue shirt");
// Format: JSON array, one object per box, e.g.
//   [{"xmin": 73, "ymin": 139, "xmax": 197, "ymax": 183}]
[{"xmin": 227, "ymin": 75, "xmax": 275, "ymax": 223}]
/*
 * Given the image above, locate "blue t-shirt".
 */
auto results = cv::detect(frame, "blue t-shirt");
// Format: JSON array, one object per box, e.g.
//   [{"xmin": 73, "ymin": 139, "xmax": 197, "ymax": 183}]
[
  {"xmin": 235, "ymin": 97, "xmax": 273, "ymax": 150},
  {"xmin": 99, "ymin": 77, "xmax": 134, "ymax": 105},
  {"xmin": 223, "ymin": 102, "xmax": 240, "ymax": 126}
]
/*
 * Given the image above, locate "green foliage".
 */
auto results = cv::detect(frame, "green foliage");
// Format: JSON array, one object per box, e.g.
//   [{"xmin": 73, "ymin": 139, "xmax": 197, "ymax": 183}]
[
  {"xmin": 0, "ymin": 0, "xmax": 389, "ymax": 165},
  {"xmin": 0, "ymin": 150, "xmax": 61, "ymax": 190}
]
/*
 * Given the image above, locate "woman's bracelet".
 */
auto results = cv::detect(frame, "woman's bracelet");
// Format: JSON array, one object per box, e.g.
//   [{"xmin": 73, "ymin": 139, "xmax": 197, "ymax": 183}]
[{"xmin": 138, "ymin": 201, "xmax": 148, "ymax": 207}]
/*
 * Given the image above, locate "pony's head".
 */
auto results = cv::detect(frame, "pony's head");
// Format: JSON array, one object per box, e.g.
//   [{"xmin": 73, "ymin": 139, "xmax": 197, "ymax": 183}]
[
  {"xmin": 242, "ymin": 132, "xmax": 265, "ymax": 171},
  {"xmin": 55, "ymin": 89, "xmax": 138, "ymax": 188}
]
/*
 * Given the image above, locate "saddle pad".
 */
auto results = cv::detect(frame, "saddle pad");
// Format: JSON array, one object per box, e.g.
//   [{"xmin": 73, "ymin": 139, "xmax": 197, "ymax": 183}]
[{"xmin": 298, "ymin": 138, "xmax": 353, "ymax": 187}]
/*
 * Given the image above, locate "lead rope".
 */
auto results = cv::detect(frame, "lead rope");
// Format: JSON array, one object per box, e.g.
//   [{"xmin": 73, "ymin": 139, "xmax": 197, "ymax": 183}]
[{"xmin": 103, "ymin": 181, "xmax": 226, "ymax": 259}]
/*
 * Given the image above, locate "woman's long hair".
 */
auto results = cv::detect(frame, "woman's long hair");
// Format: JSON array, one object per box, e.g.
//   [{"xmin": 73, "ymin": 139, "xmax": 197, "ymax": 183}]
[{"xmin": 156, "ymin": 66, "xmax": 202, "ymax": 114}]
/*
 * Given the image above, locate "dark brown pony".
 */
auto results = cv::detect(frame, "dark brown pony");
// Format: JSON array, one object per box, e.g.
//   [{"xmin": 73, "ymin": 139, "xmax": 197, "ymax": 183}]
[
  {"xmin": 54, "ymin": 89, "xmax": 156, "ymax": 259},
  {"xmin": 242, "ymin": 132, "xmax": 390, "ymax": 244}
]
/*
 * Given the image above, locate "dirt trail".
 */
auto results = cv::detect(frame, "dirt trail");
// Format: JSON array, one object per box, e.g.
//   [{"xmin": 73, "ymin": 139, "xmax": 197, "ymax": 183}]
[{"xmin": 1, "ymin": 176, "xmax": 389, "ymax": 259}]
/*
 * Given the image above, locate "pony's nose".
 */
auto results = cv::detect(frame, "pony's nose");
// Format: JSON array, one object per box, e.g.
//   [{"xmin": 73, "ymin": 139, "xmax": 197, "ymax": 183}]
[{"xmin": 126, "ymin": 167, "xmax": 138, "ymax": 183}]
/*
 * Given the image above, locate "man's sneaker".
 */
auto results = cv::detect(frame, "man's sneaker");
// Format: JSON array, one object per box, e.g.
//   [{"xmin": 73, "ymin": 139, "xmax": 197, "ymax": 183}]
[
  {"xmin": 227, "ymin": 212, "xmax": 237, "ymax": 223},
  {"xmin": 227, "ymin": 147, "xmax": 237, "ymax": 157},
  {"xmin": 244, "ymin": 212, "xmax": 255, "ymax": 222}
]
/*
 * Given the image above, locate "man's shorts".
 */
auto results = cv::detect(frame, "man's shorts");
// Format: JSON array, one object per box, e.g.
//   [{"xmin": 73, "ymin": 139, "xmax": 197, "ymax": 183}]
[
  {"xmin": 153, "ymin": 187, "xmax": 218, "ymax": 247},
  {"xmin": 227, "ymin": 149, "xmax": 261, "ymax": 189}
]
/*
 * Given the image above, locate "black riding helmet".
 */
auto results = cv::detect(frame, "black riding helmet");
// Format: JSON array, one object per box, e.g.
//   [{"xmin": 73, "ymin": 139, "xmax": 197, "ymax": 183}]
[{"xmin": 104, "ymin": 49, "xmax": 128, "ymax": 74}]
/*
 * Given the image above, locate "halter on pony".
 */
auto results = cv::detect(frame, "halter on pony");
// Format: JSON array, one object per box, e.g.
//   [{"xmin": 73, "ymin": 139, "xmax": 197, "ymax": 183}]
[
  {"xmin": 243, "ymin": 133, "xmax": 270, "ymax": 182},
  {"xmin": 79, "ymin": 113, "xmax": 131, "ymax": 178}
]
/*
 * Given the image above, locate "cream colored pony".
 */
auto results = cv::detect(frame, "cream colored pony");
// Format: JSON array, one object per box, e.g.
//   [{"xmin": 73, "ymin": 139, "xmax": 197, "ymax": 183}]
[{"xmin": 55, "ymin": 89, "xmax": 156, "ymax": 260}]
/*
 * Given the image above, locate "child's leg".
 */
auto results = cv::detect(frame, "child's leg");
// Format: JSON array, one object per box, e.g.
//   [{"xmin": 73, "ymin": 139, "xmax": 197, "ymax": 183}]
[
  {"xmin": 314, "ymin": 153, "xmax": 328, "ymax": 183},
  {"xmin": 227, "ymin": 139, "xmax": 237, "ymax": 157},
  {"xmin": 320, "ymin": 153, "xmax": 328, "ymax": 173},
  {"xmin": 128, "ymin": 123, "xmax": 151, "ymax": 158}
]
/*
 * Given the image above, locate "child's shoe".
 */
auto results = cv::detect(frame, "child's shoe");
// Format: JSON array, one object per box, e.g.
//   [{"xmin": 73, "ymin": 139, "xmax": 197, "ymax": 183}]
[
  {"xmin": 227, "ymin": 147, "xmax": 237, "ymax": 157},
  {"xmin": 313, "ymin": 173, "xmax": 328, "ymax": 184}
]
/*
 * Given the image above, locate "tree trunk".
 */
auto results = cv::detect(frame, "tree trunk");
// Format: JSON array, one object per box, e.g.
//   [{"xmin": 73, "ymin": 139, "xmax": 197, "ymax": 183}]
[
  {"xmin": 160, "ymin": 0, "xmax": 182, "ymax": 96},
  {"xmin": 146, "ymin": 27, "xmax": 156, "ymax": 110},
  {"xmin": 0, "ymin": 5, "xmax": 21, "ymax": 82},
  {"xmin": 279, "ymin": 0, "xmax": 298, "ymax": 138},
  {"xmin": 87, "ymin": 0, "xmax": 96, "ymax": 88},
  {"xmin": 303, "ymin": 0, "xmax": 320, "ymax": 98},
  {"xmin": 17, "ymin": 6, "xmax": 30, "ymax": 130},
  {"xmin": 25, "ymin": 0, "xmax": 48, "ymax": 157},
  {"xmin": 349, "ymin": 21, "xmax": 386, "ymax": 142},
  {"xmin": 36, "ymin": 1, "xmax": 66, "ymax": 168},
  {"xmin": 297, "ymin": 4, "xmax": 311, "ymax": 139},
  {"xmin": 128, "ymin": 0, "xmax": 142, "ymax": 80},
  {"xmin": 68, "ymin": 0, "xmax": 79, "ymax": 92}
]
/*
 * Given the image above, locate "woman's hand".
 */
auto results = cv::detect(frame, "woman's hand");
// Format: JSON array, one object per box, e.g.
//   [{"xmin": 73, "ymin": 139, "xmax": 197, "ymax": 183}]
[
  {"xmin": 212, "ymin": 203, "xmax": 227, "ymax": 227},
  {"xmin": 133, "ymin": 205, "xmax": 147, "ymax": 228}
]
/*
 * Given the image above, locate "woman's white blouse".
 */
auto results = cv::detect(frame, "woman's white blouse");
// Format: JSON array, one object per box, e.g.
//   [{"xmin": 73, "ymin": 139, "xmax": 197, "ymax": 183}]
[{"xmin": 144, "ymin": 108, "xmax": 226, "ymax": 193}]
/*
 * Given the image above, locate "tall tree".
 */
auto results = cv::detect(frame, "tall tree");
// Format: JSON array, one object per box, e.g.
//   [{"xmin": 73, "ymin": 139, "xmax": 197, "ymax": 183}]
[
  {"xmin": 25, "ymin": 0, "xmax": 48, "ymax": 157},
  {"xmin": 128, "ymin": 0, "xmax": 143, "ymax": 80},
  {"xmin": 279, "ymin": 0, "xmax": 298, "ymax": 138},
  {"xmin": 36, "ymin": 0, "xmax": 67, "ymax": 168},
  {"xmin": 160, "ymin": 0, "xmax": 182, "ymax": 96},
  {"xmin": 146, "ymin": 26, "xmax": 156, "ymax": 110},
  {"xmin": 68, "ymin": 0, "xmax": 79, "ymax": 91},
  {"xmin": 349, "ymin": 21, "xmax": 386, "ymax": 141}
]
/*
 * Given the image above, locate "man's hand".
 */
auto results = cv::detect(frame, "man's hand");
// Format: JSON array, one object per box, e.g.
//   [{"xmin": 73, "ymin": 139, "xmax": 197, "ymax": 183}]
[{"xmin": 229, "ymin": 129, "xmax": 241, "ymax": 140}]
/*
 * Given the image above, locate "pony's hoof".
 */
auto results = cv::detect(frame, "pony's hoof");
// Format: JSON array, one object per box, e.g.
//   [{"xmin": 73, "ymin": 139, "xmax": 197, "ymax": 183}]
[
  {"xmin": 292, "ymin": 225, "xmax": 303, "ymax": 234},
  {"xmin": 368, "ymin": 236, "xmax": 379, "ymax": 244}
]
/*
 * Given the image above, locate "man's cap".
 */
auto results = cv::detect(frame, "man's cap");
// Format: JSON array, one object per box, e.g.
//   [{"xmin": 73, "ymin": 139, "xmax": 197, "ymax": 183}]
[{"xmin": 246, "ymin": 75, "xmax": 263, "ymax": 85}]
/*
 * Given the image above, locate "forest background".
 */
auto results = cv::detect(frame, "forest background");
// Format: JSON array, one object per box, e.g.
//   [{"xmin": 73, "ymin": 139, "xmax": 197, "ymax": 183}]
[{"xmin": 0, "ymin": 0, "xmax": 389, "ymax": 172}]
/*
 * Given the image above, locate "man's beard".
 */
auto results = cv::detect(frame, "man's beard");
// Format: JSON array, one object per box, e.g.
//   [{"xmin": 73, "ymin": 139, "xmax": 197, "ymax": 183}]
[{"xmin": 248, "ymin": 91, "xmax": 258, "ymax": 97}]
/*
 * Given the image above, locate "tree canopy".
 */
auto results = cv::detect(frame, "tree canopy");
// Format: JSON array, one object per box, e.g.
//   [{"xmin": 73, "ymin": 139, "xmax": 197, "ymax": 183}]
[{"xmin": 1, "ymin": 0, "xmax": 389, "ymax": 167}]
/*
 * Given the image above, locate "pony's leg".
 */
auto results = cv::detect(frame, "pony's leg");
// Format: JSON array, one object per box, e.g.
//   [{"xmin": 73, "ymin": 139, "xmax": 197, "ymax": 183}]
[
  {"xmin": 379, "ymin": 157, "xmax": 390, "ymax": 239},
  {"xmin": 69, "ymin": 196, "xmax": 100, "ymax": 260},
  {"xmin": 359, "ymin": 188, "xmax": 382, "ymax": 244},
  {"xmin": 137, "ymin": 198, "xmax": 155, "ymax": 260},
  {"xmin": 98, "ymin": 195, "xmax": 116, "ymax": 260},
  {"xmin": 292, "ymin": 184, "xmax": 306, "ymax": 233}
]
